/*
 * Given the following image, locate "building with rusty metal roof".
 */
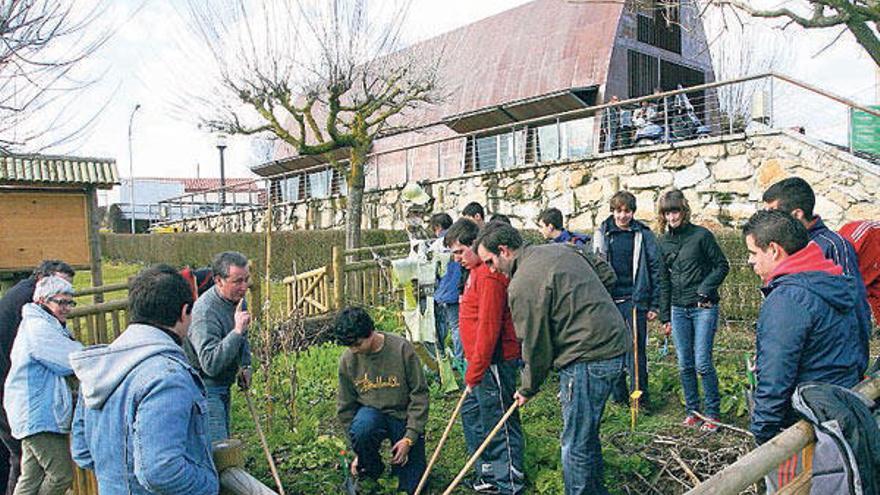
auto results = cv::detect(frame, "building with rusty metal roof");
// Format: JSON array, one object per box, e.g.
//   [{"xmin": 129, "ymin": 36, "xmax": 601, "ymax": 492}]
[{"xmin": 252, "ymin": 0, "xmax": 714, "ymax": 201}]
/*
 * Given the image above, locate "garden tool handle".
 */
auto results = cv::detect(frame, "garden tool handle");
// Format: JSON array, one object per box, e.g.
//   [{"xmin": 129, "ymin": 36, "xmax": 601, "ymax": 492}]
[
  {"xmin": 413, "ymin": 389, "xmax": 468, "ymax": 495},
  {"xmin": 244, "ymin": 389, "xmax": 286, "ymax": 495},
  {"xmin": 442, "ymin": 402, "xmax": 519, "ymax": 495}
]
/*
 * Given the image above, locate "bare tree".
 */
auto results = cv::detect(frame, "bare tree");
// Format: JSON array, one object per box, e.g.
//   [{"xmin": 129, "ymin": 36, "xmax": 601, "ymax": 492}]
[
  {"xmin": 181, "ymin": 0, "xmax": 443, "ymax": 249},
  {"xmin": 0, "ymin": 0, "xmax": 114, "ymax": 153},
  {"xmin": 713, "ymin": 0, "xmax": 880, "ymax": 67},
  {"xmin": 704, "ymin": 12, "xmax": 792, "ymax": 130}
]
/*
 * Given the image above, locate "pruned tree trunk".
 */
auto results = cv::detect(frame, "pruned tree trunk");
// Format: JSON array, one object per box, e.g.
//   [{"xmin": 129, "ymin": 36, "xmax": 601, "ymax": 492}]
[{"xmin": 345, "ymin": 145, "xmax": 368, "ymax": 250}]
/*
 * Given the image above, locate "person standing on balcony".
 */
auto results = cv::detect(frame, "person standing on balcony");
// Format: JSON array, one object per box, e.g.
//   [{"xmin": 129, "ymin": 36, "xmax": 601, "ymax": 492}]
[
  {"xmin": 656, "ymin": 189, "xmax": 729, "ymax": 432},
  {"xmin": 0, "ymin": 261, "xmax": 74, "ymax": 494},
  {"xmin": 70, "ymin": 265, "xmax": 218, "ymax": 495},
  {"xmin": 447, "ymin": 219, "xmax": 524, "ymax": 494},
  {"xmin": 476, "ymin": 222, "xmax": 626, "ymax": 495},
  {"xmin": 763, "ymin": 177, "xmax": 872, "ymax": 372},
  {"xmin": 592, "ymin": 191, "xmax": 663, "ymax": 409},
  {"xmin": 184, "ymin": 251, "xmax": 252, "ymax": 443},
  {"xmin": 537, "ymin": 208, "xmax": 590, "ymax": 246},
  {"xmin": 335, "ymin": 307, "xmax": 428, "ymax": 495},
  {"xmin": 4, "ymin": 276, "xmax": 83, "ymax": 495}
]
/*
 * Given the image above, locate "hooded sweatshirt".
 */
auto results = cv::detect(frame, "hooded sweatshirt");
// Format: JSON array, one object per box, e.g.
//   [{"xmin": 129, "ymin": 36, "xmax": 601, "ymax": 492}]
[
  {"xmin": 751, "ymin": 242, "xmax": 864, "ymax": 444},
  {"xmin": 70, "ymin": 324, "xmax": 219, "ymax": 495}
]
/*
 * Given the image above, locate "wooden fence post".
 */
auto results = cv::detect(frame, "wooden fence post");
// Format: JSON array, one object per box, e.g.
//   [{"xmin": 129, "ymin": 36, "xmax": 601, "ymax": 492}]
[{"xmin": 331, "ymin": 246, "xmax": 344, "ymax": 310}]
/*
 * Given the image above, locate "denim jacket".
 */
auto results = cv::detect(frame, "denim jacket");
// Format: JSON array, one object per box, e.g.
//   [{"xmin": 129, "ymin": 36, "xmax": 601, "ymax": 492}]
[
  {"xmin": 70, "ymin": 324, "xmax": 218, "ymax": 495},
  {"xmin": 3, "ymin": 303, "xmax": 82, "ymax": 439}
]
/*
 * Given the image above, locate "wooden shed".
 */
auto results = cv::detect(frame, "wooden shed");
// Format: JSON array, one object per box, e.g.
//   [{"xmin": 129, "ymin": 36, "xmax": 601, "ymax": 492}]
[{"xmin": 0, "ymin": 154, "xmax": 118, "ymax": 293}]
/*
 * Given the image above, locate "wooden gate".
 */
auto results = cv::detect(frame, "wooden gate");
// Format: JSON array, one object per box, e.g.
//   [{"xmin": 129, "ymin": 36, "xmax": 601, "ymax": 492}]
[
  {"xmin": 283, "ymin": 242, "xmax": 411, "ymax": 318},
  {"xmin": 283, "ymin": 266, "xmax": 330, "ymax": 317}
]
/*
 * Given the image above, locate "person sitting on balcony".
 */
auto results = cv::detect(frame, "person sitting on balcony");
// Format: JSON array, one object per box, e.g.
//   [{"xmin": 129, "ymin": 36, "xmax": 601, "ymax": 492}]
[
  {"xmin": 70, "ymin": 265, "xmax": 218, "ymax": 495},
  {"xmin": 335, "ymin": 307, "xmax": 428, "ymax": 495},
  {"xmin": 537, "ymin": 207, "xmax": 590, "ymax": 246}
]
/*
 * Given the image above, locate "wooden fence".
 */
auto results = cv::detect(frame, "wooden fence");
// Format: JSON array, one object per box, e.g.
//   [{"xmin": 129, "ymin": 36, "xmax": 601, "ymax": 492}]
[
  {"xmin": 688, "ymin": 372, "xmax": 880, "ymax": 495},
  {"xmin": 284, "ymin": 241, "xmax": 411, "ymax": 317}
]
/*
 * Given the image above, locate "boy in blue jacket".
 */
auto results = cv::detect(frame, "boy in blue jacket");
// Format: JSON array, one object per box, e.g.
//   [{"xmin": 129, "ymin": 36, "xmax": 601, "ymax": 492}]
[{"xmin": 743, "ymin": 210, "xmax": 863, "ymax": 445}]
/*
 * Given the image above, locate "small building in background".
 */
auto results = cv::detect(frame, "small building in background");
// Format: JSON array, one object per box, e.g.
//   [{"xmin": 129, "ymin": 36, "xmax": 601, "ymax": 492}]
[
  {"xmin": 110, "ymin": 177, "xmax": 265, "ymax": 233},
  {"xmin": 0, "ymin": 154, "xmax": 117, "ymax": 291}
]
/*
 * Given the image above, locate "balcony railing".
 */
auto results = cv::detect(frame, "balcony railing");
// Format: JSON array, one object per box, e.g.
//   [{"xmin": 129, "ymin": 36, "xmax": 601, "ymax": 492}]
[{"xmin": 149, "ymin": 72, "xmax": 880, "ymax": 229}]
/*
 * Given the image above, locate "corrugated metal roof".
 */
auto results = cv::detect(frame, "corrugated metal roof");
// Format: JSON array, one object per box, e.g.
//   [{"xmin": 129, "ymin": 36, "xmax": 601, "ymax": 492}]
[
  {"xmin": 0, "ymin": 154, "xmax": 118, "ymax": 189},
  {"xmin": 260, "ymin": 0, "xmax": 623, "ymax": 175}
]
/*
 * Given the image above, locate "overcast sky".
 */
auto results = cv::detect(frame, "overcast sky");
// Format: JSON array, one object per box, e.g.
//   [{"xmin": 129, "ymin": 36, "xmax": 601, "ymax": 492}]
[{"xmin": 54, "ymin": 0, "xmax": 876, "ymax": 195}]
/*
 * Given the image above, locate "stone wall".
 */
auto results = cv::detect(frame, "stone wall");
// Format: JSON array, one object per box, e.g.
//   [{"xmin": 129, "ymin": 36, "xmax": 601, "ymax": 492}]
[{"xmin": 168, "ymin": 130, "xmax": 880, "ymax": 234}]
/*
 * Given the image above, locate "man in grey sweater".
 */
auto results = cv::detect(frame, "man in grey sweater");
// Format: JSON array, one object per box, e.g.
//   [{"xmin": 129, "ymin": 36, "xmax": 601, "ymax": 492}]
[{"xmin": 184, "ymin": 251, "xmax": 252, "ymax": 443}]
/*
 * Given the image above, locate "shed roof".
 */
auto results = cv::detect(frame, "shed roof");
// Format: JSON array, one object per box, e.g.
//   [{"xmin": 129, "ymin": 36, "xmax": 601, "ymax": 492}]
[{"xmin": 0, "ymin": 154, "xmax": 118, "ymax": 189}]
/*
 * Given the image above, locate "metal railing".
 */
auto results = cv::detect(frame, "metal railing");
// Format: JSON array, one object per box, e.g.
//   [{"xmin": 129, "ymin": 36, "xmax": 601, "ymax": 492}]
[{"xmin": 149, "ymin": 72, "xmax": 880, "ymax": 229}]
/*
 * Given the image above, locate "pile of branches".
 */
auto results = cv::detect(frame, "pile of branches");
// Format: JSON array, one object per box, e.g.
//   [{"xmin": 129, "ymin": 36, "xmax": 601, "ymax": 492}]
[{"xmin": 608, "ymin": 428, "xmax": 758, "ymax": 495}]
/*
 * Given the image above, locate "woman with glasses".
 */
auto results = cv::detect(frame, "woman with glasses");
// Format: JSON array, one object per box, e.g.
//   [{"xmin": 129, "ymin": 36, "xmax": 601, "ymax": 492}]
[
  {"xmin": 3, "ymin": 276, "xmax": 83, "ymax": 495},
  {"xmin": 656, "ymin": 189, "xmax": 729, "ymax": 433}
]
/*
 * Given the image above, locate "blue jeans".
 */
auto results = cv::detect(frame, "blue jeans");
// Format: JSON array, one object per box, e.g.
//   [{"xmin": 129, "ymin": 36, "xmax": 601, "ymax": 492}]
[
  {"xmin": 671, "ymin": 305, "xmax": 720, "ymax": 418},
  {"xmin": 348, "ymin": 406, "xmax": 426, "ymax": 495},
  {"xmin": 473, "ymin": 361, "xmax": 525, "ymax": 494},
  {"xmin": 611, "ymin": 300, "xmax": 650, "ymax": 405},
  {"xmin": 434, "ymin": 302, "xmax": 462, "ymax": 361},
  {"xmin": 461, "ymin": 363, "xmax": 488, "ymax": 480},
  {"xmin": 205, "ymin": 385, "xmax": 231, "ymax": 443},
  {"xmin": 559, "ymin": 356, "xmax": 624, "ymax": 495}
]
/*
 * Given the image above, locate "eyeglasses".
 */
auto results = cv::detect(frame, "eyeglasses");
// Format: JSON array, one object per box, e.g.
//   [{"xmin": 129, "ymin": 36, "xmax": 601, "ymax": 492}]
[{"xmin": 48, "ymin": 298, "xmax": 77, "ymax": 308}]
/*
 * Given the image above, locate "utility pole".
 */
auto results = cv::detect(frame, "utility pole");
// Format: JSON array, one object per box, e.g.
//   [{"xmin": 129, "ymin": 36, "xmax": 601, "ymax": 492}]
[{"xmin": 128, "ymin": 103, "xmax": 142, "ymax": 234}]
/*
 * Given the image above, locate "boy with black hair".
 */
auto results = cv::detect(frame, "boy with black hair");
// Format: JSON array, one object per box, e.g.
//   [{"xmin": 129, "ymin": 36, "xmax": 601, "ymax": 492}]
[
  {"xmin": 429, "ymin": 212, "xmax": 463, "ymax": 362},
  {"xmin": 446, "ymin": 219, "xmax": 524, "ymax": 494},
  {"xmin": 537, "ymin": 208, "xmax": 589, "ymax": 245},
  {"xmin": 70, "ymin": 265, "xmax": 219, "ymax": 495},
  {"xmin": 335, "ymin": 307, "xmax": 428, "ymax": 495},
  {"xmin": 763, "ymin": 177, "xmax": 872, "ymax": 371},
  {"xmin": 743, "ymin": 210, "xmax": 863, "ymax": 445},
  {"xmin": 462, "ymin": 202, "xmax": 486, "ymax": 227}
]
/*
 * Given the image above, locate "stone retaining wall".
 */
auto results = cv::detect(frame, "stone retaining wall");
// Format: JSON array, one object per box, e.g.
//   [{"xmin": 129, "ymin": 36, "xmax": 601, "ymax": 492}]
[{"xmin": 168, "ymin": 130, "xmax": 880, "ymax": 233}]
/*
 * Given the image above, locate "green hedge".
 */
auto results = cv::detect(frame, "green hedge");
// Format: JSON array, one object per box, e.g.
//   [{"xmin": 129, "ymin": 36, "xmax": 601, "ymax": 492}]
[{"xmin": 100, "ymin": 230, "xmax": 407, "ymax": 278}]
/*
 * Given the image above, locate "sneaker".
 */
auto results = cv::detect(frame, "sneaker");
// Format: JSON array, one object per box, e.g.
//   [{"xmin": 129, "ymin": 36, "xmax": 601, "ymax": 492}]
[
  {"xmin": 681, "ymin": 415, "xmax": 702, "ymax": 428},
  {"xmin": 471, "ymin": 479, "xmax": 501, "ymax": 494},
  {"xmin": 701, "ymin": 417, "xmax": 720, "ymax": 433}
]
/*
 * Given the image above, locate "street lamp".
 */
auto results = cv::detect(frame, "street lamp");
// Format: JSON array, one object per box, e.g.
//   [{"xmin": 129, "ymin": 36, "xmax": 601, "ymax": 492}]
[
  {"xmin": 128, "ymin": 103, "xmax": 142, "ymax": 234},
  {"xmin": 216, "ymin": 134, "xmax": 227, "ymax": 208}
]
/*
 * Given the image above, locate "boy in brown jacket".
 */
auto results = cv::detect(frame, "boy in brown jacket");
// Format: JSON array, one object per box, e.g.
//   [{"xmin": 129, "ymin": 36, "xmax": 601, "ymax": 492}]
[{"xmin": 335, "ymin": 307, "xmax": 428, "ymax": 494}]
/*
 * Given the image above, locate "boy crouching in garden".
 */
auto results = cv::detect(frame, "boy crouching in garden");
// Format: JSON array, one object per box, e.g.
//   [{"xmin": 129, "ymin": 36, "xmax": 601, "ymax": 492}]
[{"xmin": 335, "ymin": 307, "xmax": 428, "ymax": 494}]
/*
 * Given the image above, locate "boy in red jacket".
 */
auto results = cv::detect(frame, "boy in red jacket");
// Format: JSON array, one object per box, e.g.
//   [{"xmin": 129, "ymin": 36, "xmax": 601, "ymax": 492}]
[{"xmin": 445, "ymin": 219, "xmax": 524, "ymax": 495}]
